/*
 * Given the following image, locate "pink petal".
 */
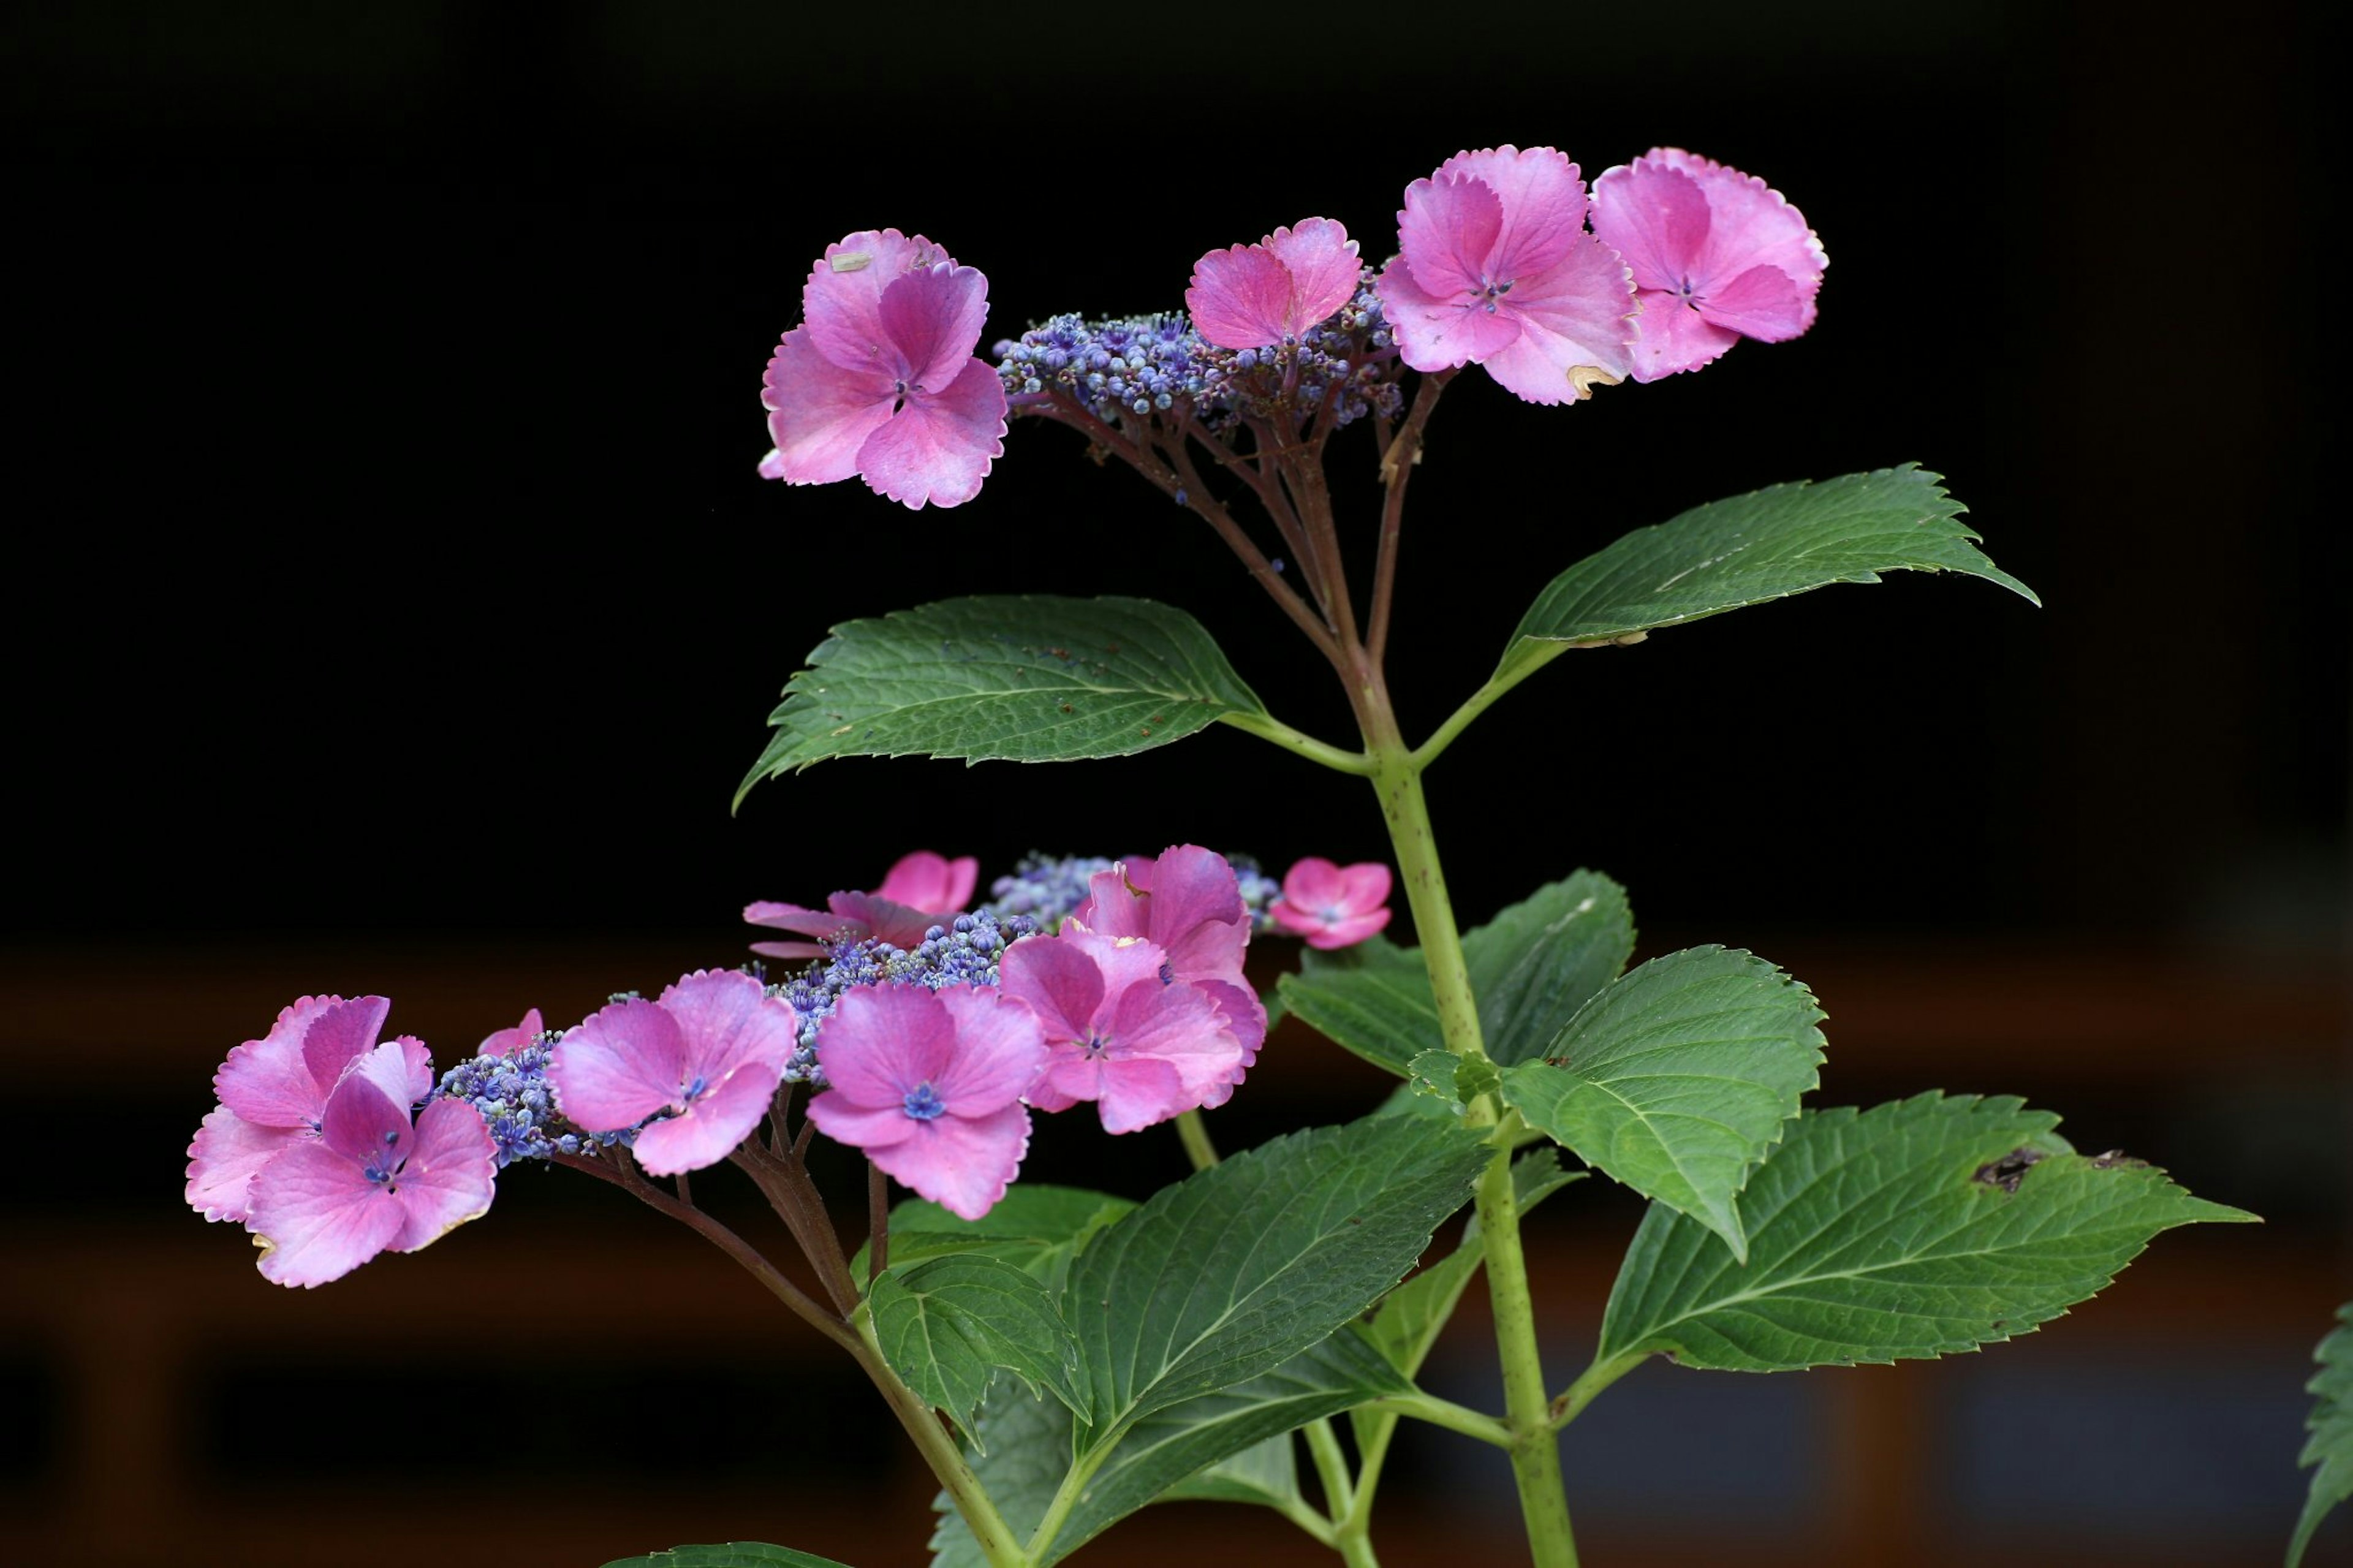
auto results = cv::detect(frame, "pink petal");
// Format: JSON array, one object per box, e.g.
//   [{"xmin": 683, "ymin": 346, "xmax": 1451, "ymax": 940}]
[
  {"xmin": 631, "ymin": 1059, "xmax": 782, "ymax": 1175},
  {"xmin": 213, "ymin": 995, "xmax": 371, "ymax": 1129},
  {"xmin": 855, "ymin": 357, "xmax": 1007, "ymax": 510},
  {"xmin": 1090, "ymin": 1055, "xmax": 1192, "ymax": 1134},
  {"xmin": 762, "ymin": 327, "xmax": 898, "ymax": 487},
  {"xmin": 1280, "ymin": 857, "xmax": 1349, "ymax": 911},
  {"xmin": 805, "ymin": 1094, "xmax": 919, "ymax": 1150},
  {"xmin": 1396, "ymin": 173, "xmax": 1504, "ymax": 301},
  {"xmin": 1626, "ymin": 291, "xmax": 1741, "ymax": 382},
  {"xmin": 1139, "ymin": 845, "xmax": 1251, "ymax": 985},
  {"xmin": 1070, "ymin": 865, "xmax": 1146, "ymax": 941},
  {"xmin": 549, "ymin": 999, "xmax": 689, "ymax": 1133},
  {"xmin": 1696, "ymin": 264, "xmax": 1811, "ymax": 343},
  {"xmin": 1337, "ymin": 863, "xmax": 1393, "ymax": 912},
  {"xmin": 998, "ymin": 933, "xmax": 1109, "ymax": 1044},
  {"xmin": 344, "ymin": 1036, "xmax": 434, "ymax": 1109},
  {"xmin": 1434, "ymin": 146, "xmax": 1588, "ymax": 281},
  {"xmin": 750, "ymin": 939, "xmax": 829, "ymax": 961},
  {"xmin": 479, "ymin": 1009, "xmax": 544, "ymax": 1059},
  {"xmin": 929, "ymin": 988, "xmax": 1048, "ymax": 1116},
  {"xmin": 757, "ymin": 447, "xmax": 788, "ymax": 480},
  {"xmin": 1480, "ymin": 233, "xmax": 1639, "ymax": 405},
  {"xmin": 1374, "ymin": 251, "xmax": 1521, "ymax": 373},
  {"xmin": 186, "ymin": 1107, "xmax": 301, "ymax": 1222},
  {"xmin": 249, "ymin": 1140, "xmax": 408, "ymax": 1288},
  {"xmin": 1264, "ymin": 218, "xmax": 1362, "ymax": 331},
  {"xmin": 801, "ymin": 229, "xmax": 954, "ymax": 373},
  {"xmin": 875, "ymin": 851, "xmax": 979, "ymax": 914},
  {"xmin": 868, "ymin": 1103, "xmax": 1032, "ymax": 1221},
  {"xmin": 813, "ymin": 985, "xmax": 957, "ymax": 1108},
  {"xmin": 316, "ymin": 1072, "xmax": 411, "ymax": 1164},
  {"xmin": 1106, "ymin": 974, "xmax": 1240, "ymax": 1103},
  {"xmin": 656, "ymin": 969, "xmax": 798, "ymax": 1086},
  {"xmin": 827, "ymin": 890, "xmax": 941, "ymax": 949},
  {"xmin": 1655, "ymin": 148, "xmax": 1827, "ymax": 300},
  {"xmin": 1302, "ymin": 909, "xmax": 1393, "ymax": 951},
  {"xmin": 386, "ymin": 1099, "xmax": 497, "ymax": 1251},
  {"xmin": 298, "ymin": 995, "xmax": 393, "ymax": 1094},
  {"xmin": 1191, "ymin": 975, "xmax": 1268, "ymax": 1071},
  {"xmin": 1186, "ymin": 242, "xmax": 1297, "ymax": 350},
  {"xmin": 745, "ymin": 898, "xmax": 862, "ymax": 942},
  {"xmin": 877, "ymin": 263, "xmax": 993, "ymax": 392},
  {"xmin": 1590, "ymin": 157, "xmax": 1715, "ymax": 295}
]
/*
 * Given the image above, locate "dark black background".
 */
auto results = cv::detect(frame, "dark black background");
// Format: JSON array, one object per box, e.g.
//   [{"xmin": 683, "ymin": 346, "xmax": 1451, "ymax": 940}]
[{"xmin": 9, "ymin": 1, "xmax": 2341, "ymax": 960}]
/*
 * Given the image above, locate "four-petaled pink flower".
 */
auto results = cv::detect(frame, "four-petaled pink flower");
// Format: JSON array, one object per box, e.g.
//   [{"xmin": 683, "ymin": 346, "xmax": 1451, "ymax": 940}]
[
  {"xmin": 1376, "ymin": 146, "xmax": 1637, "ymax": 405},
  {"xmin": 760, "ymin": 230, "xmax": 1008, "ymax": 509},
  {"xmin": 246, "ymin": 1072, "xmax": 496, "ymax": 1288},
  {"xmin": 1000, "ymin": 925, "xmax": 1243, "ymax": 1133},
  {"xmin": 1271, "ymin": 858, "xmax": 1395, "ymax": 950},
  {"xmin": 1185, "ymin": 218, "xmax": 1362, "ymax": 350},
  {"xmin": 805, "ymin": 983, "xmax": 1048, "ymax": 1221},
  {"xmin": 1070, "ymin": 846, "xmax": 1265, "ymax": 1102},
  {"xmin": 746, "ymin": 849, "xmax": 980, "ymax": 960},
  {"xmin": 1590, "ymin": 148, "xmax": 1827, "ymax": 381},
  {"xmin": 550, "ymin": 970, "xmax": 800, "ymax": 1175},
  {"xmin": 185, "ymin": 994, "xmax": 435, "ymax": 1224}
]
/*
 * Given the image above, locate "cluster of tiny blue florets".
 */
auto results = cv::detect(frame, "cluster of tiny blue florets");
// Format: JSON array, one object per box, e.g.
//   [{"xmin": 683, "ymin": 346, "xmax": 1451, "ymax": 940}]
[
  {"xmin": 434, "ymin": 1035, "xmax": 632, "ymax": 1167},
  {"xmin": 984, "ymin": 851, "xmax": 1284, "ymax": 935},
  {"xmin": 993, "ymin": 273, "xmax": 1401, "ymax": 436},
  {"xmin": 768, "ymin": 909, "xmax": 1037, "ymax": 1086}
]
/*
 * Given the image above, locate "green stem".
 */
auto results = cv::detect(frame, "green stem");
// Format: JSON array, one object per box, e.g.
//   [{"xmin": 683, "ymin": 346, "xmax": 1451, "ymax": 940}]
[
  {"xmin": 851, "ymin": 1315, "xmax": 1032, "ymax": 1568},
  {"xmin": 1173, "ymin": 1108, "xmax": 1221, "ymax": 1171},
  {"xmin": 1304, "ymin": 1418, "xmax": 1358, "ymax": 1521},
  {"xmin": 1367, "ymin": 746, "xmax": 1581, "ymax": 1568},
  {"xmin": 1410, "ymin": 643, "xmax": 1574, "ymax": 771},
  {"xmin": 1550, "ymin": 1349, "xmax": 1648, "ymax": 1431},
  {"xmin": 1025, "ymin": 1441, "xmax": 1115, "ymax": 1563},
  {"xmin": 1360, "ymin": 1390, "xmax": 1513, "ymax": 1448},
  {"xmin": 1217, "ymin": 709, "xmax": 1376, "ymax": 775}
]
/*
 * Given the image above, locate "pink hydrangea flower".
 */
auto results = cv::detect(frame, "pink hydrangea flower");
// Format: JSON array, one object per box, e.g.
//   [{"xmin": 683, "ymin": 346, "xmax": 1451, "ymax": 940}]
[
  {"xmin": 760, "ymin": 229, "xmax": 1008, "ymax": 509},
  {"xmin": 1271, "ymin": 858, "xmax": 1395, "ymax": 950},
  {"xmin": 1375, "ymin": 146, "xmax": 1637, "ymax": 405},
  {"xmin": 549, "ymin": 970, "xmax": 800, "ymax": 1176},
  {"xmin": 805, "ymin": 983, "xmax": 1048, "ymax": 1221},
  {"xmin": 185, "ymin": 994, "xmax": 434, "ymax": 1224},
  {"xmin": 999, "ymin": 925, "xmax": 1243, "ymax": 1133},
  {"xmin": 1185, "ymin": 218, "xmax": 1362, "ymax": 350},
  {"xmin": 745, "ymin": 849, "xmax": 980, "ymax": 960},
  {"xmin": 1590, "ymin": 148, "xmax": 1827, "ymax": 381},
  {"xmin": 246, "ymin": 1073, "xmax": 496, "ymax": 1288},
  {"xmin": 477, "ymin": 1007, "xmax": 544, "ymax": 1059},
  {"xmin": 1070, "ymin": 846, "xmax": 1265, "ymax": 1102}
]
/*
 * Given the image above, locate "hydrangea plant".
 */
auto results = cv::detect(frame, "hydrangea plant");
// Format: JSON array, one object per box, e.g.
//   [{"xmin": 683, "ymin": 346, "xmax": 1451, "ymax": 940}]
[{"xmin": 186, "ymin": 144, "xmax": 2264, "ymax": 1567}]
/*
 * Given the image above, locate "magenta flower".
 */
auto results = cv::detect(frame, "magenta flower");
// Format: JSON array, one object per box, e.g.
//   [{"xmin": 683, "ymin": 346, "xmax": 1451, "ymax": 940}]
[
  {"xmin": 999, "ymin": 925, "xmax": 1243, "ymax": 1133},
  {"xmin": 548, "ymin": 970, "xmax": 799, "ymax": 1176},
  {"xmin": 1374, "ymin": 146, "xmax": 1637, "ymax": 405},
  {"xmin": 759, "ymin": 229, "xmax": 1008, "ymax": 510},
  {"xmin": 477, "ymin": 1007, "xmax": 544, "ymax": 1059},
  {"xmin": 1590, "ymin": 148, "xmax": 1827, "ymax": 381},
  {"xmin": 1070, "ymin": 845, "xmax": 1265, "ymax": 1100},
  {"xmin": 1271, "ymin": 858, "xmax": 1395, "ymax": 950},
  {"xmin": 1185, "ymin": 218, "xmax": 1362, "ymax": 350},
  {"xmin": 246, "ymin": 1074, "xmax": 496, "ymax": 1287},
  {"xmin": 745, "ymin": 849, "xmax": 980, "ymax": 960},
  {"xmin": 805, "ymin": 983, "xmax": 1047, "ymax": 1221},
  {"xmin": 185, "ymin": 994, "xmax": 434, "ymax": 1224}
]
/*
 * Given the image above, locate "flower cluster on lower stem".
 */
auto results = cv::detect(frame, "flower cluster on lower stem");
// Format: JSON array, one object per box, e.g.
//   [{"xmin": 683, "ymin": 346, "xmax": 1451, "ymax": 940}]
[{"xmin": 434, "ymin": 1032, "xmax": 633, "ymax": 1166}]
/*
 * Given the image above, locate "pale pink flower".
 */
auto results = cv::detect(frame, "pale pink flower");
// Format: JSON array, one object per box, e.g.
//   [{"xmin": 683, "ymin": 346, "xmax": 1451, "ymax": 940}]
[
  {"xmin": 184, "ymin": 995, "xmax": 434, "ymax": 1224},
  {"xmin": 1070, "ymin": 846, "xmax": 1265, "ymax": 1102},
  {"xmin": 1270, "ymin": 858, "xmax": 1395, "ymax": 950},
  {"xmin": 805, "ymin": 983, "xmax": 1048, "ymax": 1221},
  {"xmin": 759, "ymin": 229, "xmax": 1007, "ymax": 509},
  {"xmin": 1590, "ymin": 148, "xmax": 1827, "ymax": 381},
  {"xmin": 246, "ymin": 1074, "xmax": 496, "ymax": 1288},
  {"xmin": 548, "ymin": 970, "xmax": 799, "ymax": 1175},
  {"xmin": 1375, "ymin": 146, "xmax": 1637, "ymax": 405},
  {"xmin": 999, "ymin": 925, "xmax": 1243, "ymax": 1133},
  {"xmin": 745, "ymin": 849, "xmax": 979, "ymax": 960},
  {"xmin": 1186, "ymin": 218, "xmax": 1362, "ymax": 350}
]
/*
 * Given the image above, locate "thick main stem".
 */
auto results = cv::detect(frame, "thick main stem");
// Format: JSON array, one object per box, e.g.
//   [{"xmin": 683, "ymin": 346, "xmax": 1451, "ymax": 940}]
[
  {"xmin": 1364, "ymin": 747, "xmax": 1580, "ymax": 1568},
  {"xmin": 849, "ymin": 1316, "xmax": 1032, "ymax": 1568}
]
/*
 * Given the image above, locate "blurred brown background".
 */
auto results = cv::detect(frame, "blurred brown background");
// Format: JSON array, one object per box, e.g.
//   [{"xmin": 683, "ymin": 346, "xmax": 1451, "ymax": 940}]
[{"xmin": 5, "ymin": 2, "xmax": 2344, "ymax": 1564}]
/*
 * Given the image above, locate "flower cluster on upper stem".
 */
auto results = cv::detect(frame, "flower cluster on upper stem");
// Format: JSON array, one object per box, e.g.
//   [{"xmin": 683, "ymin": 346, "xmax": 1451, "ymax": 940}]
[{"xmin": 757, "ymin": 146, "xmax": 1822, "ymax": 507}]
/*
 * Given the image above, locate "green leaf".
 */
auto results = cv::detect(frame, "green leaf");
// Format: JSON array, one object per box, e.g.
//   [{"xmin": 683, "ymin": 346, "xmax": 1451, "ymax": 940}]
[
  {"xmin": 1275, "ymin": 936, "xmax": 1441, "ymax": 1077},
  {"xmin": 1068, "ymin": 1116, "xmax": 1490, "ymax": 1448},
  {"xmin": 602, "ymin": 1547, "xmax": 852, "ymax": 1568},
  {"xmin": 1499, "ymin": 945, "xmax": 1824, "ymax": 1262},
  {"xmin": 1360, "ymin": 1148, "xmax": 1583, "ymax": 1381},
  {"xmin": 1461, "ymin": 871, "xmax": 1635, "ymax": 1066},
  {"xmin": 2290, "ymin": 1301, "xmax": 2353, "ymax": 1566},
  {"xmin": 1156, "ymin": 1432, "xmax": 1302, "ymax": 1509},
  {"xmin": 738, "ymin": 596, "xmax": 1266, "ymax": 802},
  {"xmin": 1406, "ymin": 1048, "xmax": 1498, "ymax": 1114},
  {"xmin": 869, "ymin": 1256, "xmax": 1086, "ymax": 1445},
  {"xmin": 932, "ymin": 1333, "xmax": 1409, "ymax": 1567},
  {"xmin": 1496, "ymin": 466, "xmax": 2036, "ymax": 683},
  {"xmin": 1596, "ymin": 1092, "xmax": 2257, "ymax": 1374},
  {"xmin": 853, "ymin": 1186, "xmax": 1136, "ymax": 1293}
]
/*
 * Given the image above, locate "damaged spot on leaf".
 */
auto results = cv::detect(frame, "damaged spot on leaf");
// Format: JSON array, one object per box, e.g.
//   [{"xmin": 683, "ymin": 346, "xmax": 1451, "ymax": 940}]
[
  {"xmin": 1974, "ymin": 1146, "xmax": 2044, "ymax": 1193},
  {"xmin": 2090, "ymin": 1149, "xmax": 2149, "ymax": 1171}
]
